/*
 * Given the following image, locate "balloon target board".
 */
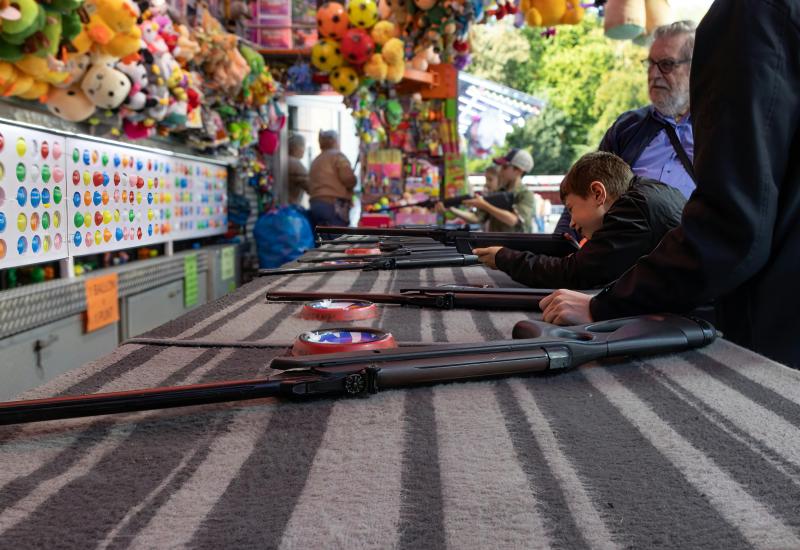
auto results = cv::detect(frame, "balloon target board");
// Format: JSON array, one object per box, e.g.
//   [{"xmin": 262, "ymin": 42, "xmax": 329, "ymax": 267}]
[{"xmin": 0, "ymin": 124, "xmax": 68, "ymax": 269}]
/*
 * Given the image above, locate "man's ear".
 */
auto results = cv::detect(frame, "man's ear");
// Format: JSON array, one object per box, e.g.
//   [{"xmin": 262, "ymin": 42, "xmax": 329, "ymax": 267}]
[{"xmin": 589, "ymin": 181, "xmax": 607, "ymax": 205}]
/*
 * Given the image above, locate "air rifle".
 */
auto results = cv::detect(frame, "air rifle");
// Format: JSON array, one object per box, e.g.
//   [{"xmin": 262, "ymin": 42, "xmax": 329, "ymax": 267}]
[
  {"xmin": 266, "ymin": 286, "xmax": 557, "ymax": 310},
  {"xmin": 0, "ymin": 314, "xmax": 717, "ymax": 425},
  {"xmin": 298, "ymin": 247, "xmax": 463, "ymax": 264},
  {"xmin": 371, "ymin": 191, "xmax": 515, "ymax": 212},
  {"xmin": 257, "ymin": 253, "xmax": 480, "ymax": 277},
  {"xmin": 316, "ymin": 226, "xmax": 580, "ymax": 256}
]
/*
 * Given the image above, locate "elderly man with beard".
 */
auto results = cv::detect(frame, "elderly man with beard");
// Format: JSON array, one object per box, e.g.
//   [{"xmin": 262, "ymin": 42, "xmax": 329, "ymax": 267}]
[{"xmin": 555, "ymin": 20, "xmax": 696, "ymax": 234}]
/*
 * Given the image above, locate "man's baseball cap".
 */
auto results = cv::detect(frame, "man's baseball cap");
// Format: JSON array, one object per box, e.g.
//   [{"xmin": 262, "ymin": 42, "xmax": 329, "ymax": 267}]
[{"xmin": 493, "ymin": 149, "xmax": 534, "ymax": 173}]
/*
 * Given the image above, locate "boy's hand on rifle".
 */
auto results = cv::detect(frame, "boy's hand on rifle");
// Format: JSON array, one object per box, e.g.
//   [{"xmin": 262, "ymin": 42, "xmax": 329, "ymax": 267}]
[
  {"xmin": 434, "ymin": 201, "xmax": 447, "ymax": 214},
  {"xmin": 473, "ymin": 246, "xmax": 503, "ymax": 269},
  {"xmin": 463, "ymin": 196, "xmax": 489, "ymax": 211},
  {"xmin": 540, "ymin": 290, "xmax": 593, "ymax": 325}
]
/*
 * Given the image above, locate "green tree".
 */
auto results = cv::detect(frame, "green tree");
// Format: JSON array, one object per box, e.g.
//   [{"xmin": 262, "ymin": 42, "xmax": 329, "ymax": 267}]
[{"xmin": 468, "ymin": 14, "xmax": 648, "ymax": 168}]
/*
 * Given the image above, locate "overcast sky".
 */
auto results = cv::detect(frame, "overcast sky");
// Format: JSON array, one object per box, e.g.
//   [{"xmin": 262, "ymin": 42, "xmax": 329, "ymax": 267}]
[{"xmin": 670, "ymin": 0, "xmax": 714, "ymax": 23}]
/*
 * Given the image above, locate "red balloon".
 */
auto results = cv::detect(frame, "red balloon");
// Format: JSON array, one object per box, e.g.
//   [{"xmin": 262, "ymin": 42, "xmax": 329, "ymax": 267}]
[
  {"xmin": 94, "ymin": 211, "xmax": 103, "ymax": 226},
  {"xmin": 136, "ymin": 176, "xmax": 144, "ymax": 189},
  {"xmin": 93, "ymin": 172, "xmax": 103, "ymax": 186},
  {"xmin": 72, "ymin": 170, "xmax": 80, "ymax": 185},
  {"xmin": 114, "ymin": 172, "xmax": 120, "ymax": 185}
]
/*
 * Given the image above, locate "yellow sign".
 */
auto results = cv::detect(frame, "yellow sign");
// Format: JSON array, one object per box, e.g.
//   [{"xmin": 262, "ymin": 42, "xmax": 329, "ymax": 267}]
[{"xmin": 85, "ymin": 273, "xmax": 120, "ymax": 332}]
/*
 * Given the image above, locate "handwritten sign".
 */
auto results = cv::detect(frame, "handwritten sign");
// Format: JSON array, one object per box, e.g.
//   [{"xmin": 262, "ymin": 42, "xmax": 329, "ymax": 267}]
[
  {"xmin": 85, "ymin": 273, "xmax": 120, "ymax": 332},
  {"xmin": 221, "ymin": 246, "xmax": 234, "ymax": 280},
  {"xmin": 184, "ymin": 254, "xmax": 198, "ymax": 308}
]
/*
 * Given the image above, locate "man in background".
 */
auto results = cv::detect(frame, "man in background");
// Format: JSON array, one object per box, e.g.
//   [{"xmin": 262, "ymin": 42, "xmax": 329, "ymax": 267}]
[
  {"xmin": 287, "ymin": 133, "xmax": 309, "ymax": 206},
  {"xmin": 308, "ymin": 130, "xmax": 357, "ymax": 228},
  {"xmin": 439, "ymin": 149, "xmax": 535, "ymax": 233}
]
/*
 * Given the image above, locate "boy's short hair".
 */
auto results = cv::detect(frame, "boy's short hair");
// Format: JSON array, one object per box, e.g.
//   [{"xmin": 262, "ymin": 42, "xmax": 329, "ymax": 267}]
[
  {"xmin": 484, "ymin": 165, "xmax": 499, "ymax": 177},
  {"xmin": 560, "ymin": 152, "xmax": 634, "ymax": 202}
]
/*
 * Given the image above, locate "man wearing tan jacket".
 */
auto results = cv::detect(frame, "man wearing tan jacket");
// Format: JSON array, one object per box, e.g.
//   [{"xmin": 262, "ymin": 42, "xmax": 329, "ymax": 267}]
[{"xmin": 308, "ymin": 130, "xmax": 357, "ymax": 227}]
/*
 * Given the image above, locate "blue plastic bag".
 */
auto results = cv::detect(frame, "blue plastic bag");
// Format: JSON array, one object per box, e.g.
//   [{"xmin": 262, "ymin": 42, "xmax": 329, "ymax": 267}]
[{"xmin": 254, "ymin": 205, "xmax": 315, "ymax": 268}]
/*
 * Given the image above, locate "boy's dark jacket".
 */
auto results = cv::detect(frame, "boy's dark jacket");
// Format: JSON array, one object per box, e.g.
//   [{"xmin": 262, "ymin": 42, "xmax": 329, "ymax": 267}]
[{"xmin": 495, "ymin": 177, "xmax": 686, "ymax": 289}]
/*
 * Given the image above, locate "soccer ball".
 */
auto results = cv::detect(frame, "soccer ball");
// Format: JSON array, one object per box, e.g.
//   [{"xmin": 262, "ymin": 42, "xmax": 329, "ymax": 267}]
[
  {"xmin": 317, "ymin": 2, "xmax": 349, "ymax": 39},
  {"xmin": 347, "ymin": 0, "xmax": 378, "ymax": 29},
  {"xmin": 329, "ymin": 66, "xmax": 360, "ymax": 96},
  {"xmin": 340, "ymin": 28, "xmax": 375, "ymax": 65},
  {"xmin": 311, "ymin": 39, "xmax": 344, "ymax": 73}
]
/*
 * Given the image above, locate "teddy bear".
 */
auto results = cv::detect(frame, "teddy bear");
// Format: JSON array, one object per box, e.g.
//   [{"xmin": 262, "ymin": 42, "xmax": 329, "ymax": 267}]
[
  {"xmin": 172, "ymin": 24, "xmax": 200, "ymax": 65},
  {"xmin": 46, "ymin": 84, "xmax": 96, "ymax": 121}
]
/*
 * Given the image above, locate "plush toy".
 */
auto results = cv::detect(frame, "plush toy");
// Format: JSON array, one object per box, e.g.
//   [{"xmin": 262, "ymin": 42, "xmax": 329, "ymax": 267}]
[
  {"xmin": 560, "ymin": 0, "xmax": 584, "ymax": 24},
  {"xmin": 414, "ymin": 0, "xmax": 437, "ymax": 9},
  {"xmin": 370, "ymin": 20, "xmax": 397, "ymax": 45},
  {"xmin": 340, "ymin": 28, "xmax": 374, "ymax": 65},
  {"xmin": 385, "ymin": 59, "xmax": 404, "ymax": 82},
  {"xmin": 81, "ymin": 59, "xmax": 132, "ymax": 109},
  {"xmin": 224, "ymin": 0, "xmax": 252, "ymax": 35},
  {"xmin": 524, "ymin": 0, "xmax": 566, "ymax": 27},
  {"xmin": 329, "ymin": 64, "xmax": 359, "ymax": 95},
  {"xmin": 311, "ymin": 38, "xmax": 344, "ymax": 73},
  {"xmin": 83, "ymin": 0, "xmax": 142, "ymax": 59},
  {"xmin": 347, "ymin": 0, "xmax": 378, "ymax": 29},
  {"xmin": 317, "ymin": 1, "xmax": 349, "ymax": 39},
  {"xmin": 381, "ymin": 36, "xmax": 404, "ymax": 65},
  {"xmin": 173, "ymin": 23, "xmax": 200, "ymax": 64},
  {"xmin": 46, "ymin": 84, "xmax": 96, "ymax": 121},
  {"xmin": 363, "ymin": 53, "xmax": 387, "ymax": 81},
  {"xmin": 411, "ymin": 44, "xmax": 439, "ymax": 71}
]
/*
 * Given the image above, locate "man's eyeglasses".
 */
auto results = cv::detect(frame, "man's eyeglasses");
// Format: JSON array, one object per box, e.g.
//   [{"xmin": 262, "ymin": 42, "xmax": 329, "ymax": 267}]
[{"xmin": 642, "ymin": 57, "xmax": 691, "ymax": 74}]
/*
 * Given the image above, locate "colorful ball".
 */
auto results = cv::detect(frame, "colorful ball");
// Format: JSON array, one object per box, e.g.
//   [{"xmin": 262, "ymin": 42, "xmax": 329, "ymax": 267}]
[
  {"xmin": 341, "ymin": 28, "xmax": 375, "ymax": 65},
  {"xmin": 311, "ymin": 39, "xmax": 344, "ymax": 73},
  {"xmin": 318, "ymin": 1, "xmax": 349, "ymax": 39},
  {"xmin": 347, "ymin": 0, "xmax": 378, "ymax": 29},
  {"xmin": 330, "ymin": 65, "xmax": 360, "ymax": 96}
]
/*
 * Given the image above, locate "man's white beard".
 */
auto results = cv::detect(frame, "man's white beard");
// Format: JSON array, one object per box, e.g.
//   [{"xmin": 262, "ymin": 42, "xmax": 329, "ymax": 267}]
[{"xmin": 653, "ymin": 92, "xmax": 690, "ymax": 118}]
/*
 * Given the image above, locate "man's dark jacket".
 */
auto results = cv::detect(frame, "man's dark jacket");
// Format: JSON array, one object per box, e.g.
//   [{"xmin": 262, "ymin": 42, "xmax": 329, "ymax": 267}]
[
  {"xmin": 591, "ymin": 0, "xmax": 800, "ymax": 368},
  {"xmin": 495, "ymin": 177, "xmax": 685, "ymax": 289}
]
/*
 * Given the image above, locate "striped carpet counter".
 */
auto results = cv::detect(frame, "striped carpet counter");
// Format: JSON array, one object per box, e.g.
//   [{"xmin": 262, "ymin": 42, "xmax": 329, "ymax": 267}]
[{"xmin": 1, "ymin": 262, "xmax": 800, "ymax": 549}]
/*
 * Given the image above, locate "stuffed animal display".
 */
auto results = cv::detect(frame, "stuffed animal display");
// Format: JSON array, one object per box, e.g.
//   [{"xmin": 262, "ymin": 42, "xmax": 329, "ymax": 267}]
[{"xmin": 1, "ymin": 0, "xmax": 278, "ymax": 153}]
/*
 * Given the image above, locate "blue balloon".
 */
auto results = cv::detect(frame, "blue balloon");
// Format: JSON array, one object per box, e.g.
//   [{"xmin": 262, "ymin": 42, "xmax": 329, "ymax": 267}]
[
  {"xmin": 16, "ymin": 186, "xmax": 27, "ymax": 207},
  {"xmin": 73, "ymin": 232, "xmax": 82, "ymax": 246},
  {"xmin": 113, "ymin": 154, "xmax": 121, "ymax": 167},
  {"xmin": 31, "ymin": 235, "xmax": 41, "ymax": 253},
  {"xmin": 30, "ymin": 188, "xmax": 40, "ymax": 208},
  {"xmin": 147, "ymin": 192, "xmax": 153, "ymax": 204},
  {"xmin": 116, "ymin": 227, "xmax": 123, "ymax": 241},
  {"xmin": 17, "ymin": 236, "xmax": 27, "ymax": 254},
  {"xmin": 136, "ymin": 159, "xmax": 143, "ymax": 170},
  {"xmin": 0, "ymin": 212, "xmax": 6, "ymax": 232},
  {"xmin": 83, "ymin": 150, "xmax": 90, "ymax": 165},
  {"xmin": 93, "ymin": 191, "xmax": 102, "ymax": 206},
  {"xmin": 103, "ymin": 172, "xmax": 110, "ymax": 186},
  {"xmin": 147, "ymin": 224, "xmax": 153, "ymax": 236},
  {"xmin": 73, "ymin": 192, "xmax": 81, "ymax": 207},
  {"xmin": 41, "ymin": 188, "xmax": 50, "ymax": 205}
]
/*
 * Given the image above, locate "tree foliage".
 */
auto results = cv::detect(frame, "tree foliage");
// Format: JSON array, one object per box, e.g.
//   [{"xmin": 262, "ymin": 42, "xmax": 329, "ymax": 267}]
[{"xmin": 468, "ymin": 14, "xmax": 649, "ymax": 173}]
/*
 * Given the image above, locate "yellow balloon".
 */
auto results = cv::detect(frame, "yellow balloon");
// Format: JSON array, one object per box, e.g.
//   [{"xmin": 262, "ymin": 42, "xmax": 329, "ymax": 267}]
[
  {"xmin": 102, "ymin": 210, "xmax": 111, "ymax": 224},
  {"xmin": 16, "ymin": 137, "xmax": 26, "ymax": 157},
  {"xmin": 84, "ymin": 212, "xmax": 91, "ymax": 228},
  {"xmin": 17, "ymin": 213, "xmax": 27, "ymax": 232},
  {"xmin": 54, "ymin": 212, "xmax": 61, "ymax": 228},
  {"xmin": 148, "ymin": 178, "xmax": 153, "ymax": 189},
  {"xmin": 137, "ymin": 192, "xmax": 142, "ymax": 204},
  {"xmin": 147, "ymin": 209, "xmax": 154, "ymax": 221},
  {"xmin": 94, "ymin": 230, "xmax": 101, "ymax": 245},
  {"xmin": 43, "ymin": 236, "xmax": 51, "ymax": 252},
  {"xmin": 113, "ymin": 210, "xmax": 120, "ymax": 222},
  {"xmin": 83, "ymin": 171, "xmax": 90, "ymax": 185}
]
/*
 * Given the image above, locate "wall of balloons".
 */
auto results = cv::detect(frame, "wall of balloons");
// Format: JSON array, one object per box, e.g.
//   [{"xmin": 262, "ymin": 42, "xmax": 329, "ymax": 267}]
[{"xmin": 0, "ymin": 120, "xmax": 227, "ymax": 270}]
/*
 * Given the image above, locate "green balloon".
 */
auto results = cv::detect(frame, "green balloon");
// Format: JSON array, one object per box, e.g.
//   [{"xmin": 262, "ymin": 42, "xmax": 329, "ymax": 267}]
[
  {"xmin": 102, "ymin": 153, "xmax": 109, "ymax": 166},
  {"xmin": 16, "ymin": 162, "xmax": 25, "ymax": 182},
  {"xmin": 128, "ymin": 209, "xmax": 135, "ymax": 222},
  {"xmin": 41, "ymin": 164, "xmax": 51, "ymax": 183},
  {"xmin": 72, "ymin": 148, "xmax": 79, "ymax": 162},
  {"xmin": 42, "ymin": 212, "xmax": 50, "ymax": 230},
  {"xmin": 53, "ymin": 186, "xmax": 62, "ymax": 204},
  {"xmin": 74, "ymin": 212, "xmax": 83, "ymax": 227}
]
